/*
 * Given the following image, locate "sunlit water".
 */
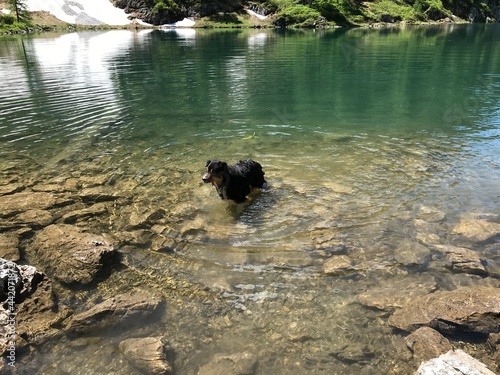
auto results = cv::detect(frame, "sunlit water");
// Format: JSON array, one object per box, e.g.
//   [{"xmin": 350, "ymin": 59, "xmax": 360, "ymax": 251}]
[{"xmin": 1, "ymin": 25, "xmax": 500, "ymax": 374}]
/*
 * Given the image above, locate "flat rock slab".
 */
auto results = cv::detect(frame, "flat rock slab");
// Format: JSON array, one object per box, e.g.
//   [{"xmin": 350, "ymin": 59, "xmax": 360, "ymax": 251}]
[
  {"xmin": 416, "ymin": 349, "xmax": 496, "ymax": 375},
  {"xmin": 197, "ymin": 352, "xmax": 258, "ymax": 375},
  {"xmin": 357, "ymin": 275, "xmax": 437, "ymax": 311},
  {"xmin": 0, "ymin": 191, "xmax": 57, "ymax": 218},
  {"xmin": 26, "ymin": 224, "xmax": 115, "ymax": 285},
  {"xmin": 65, "ymin": 293, "xmax": 163, "ymax": 334},
  {"xmin": 388, "ymin": 287, "xmax": 500, "ymax": 334}
]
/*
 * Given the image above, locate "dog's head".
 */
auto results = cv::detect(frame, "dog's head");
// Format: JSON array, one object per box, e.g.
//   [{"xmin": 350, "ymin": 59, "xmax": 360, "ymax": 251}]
[{"xmin": 203, "ymin": 160, "xmax": 228, "ymax": 186}]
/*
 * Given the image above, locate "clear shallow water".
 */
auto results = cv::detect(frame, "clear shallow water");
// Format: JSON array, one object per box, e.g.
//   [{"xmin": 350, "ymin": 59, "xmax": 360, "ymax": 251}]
[{"xmin": 1, "ymin": 25, "xmax": 500, "ymax": 374}]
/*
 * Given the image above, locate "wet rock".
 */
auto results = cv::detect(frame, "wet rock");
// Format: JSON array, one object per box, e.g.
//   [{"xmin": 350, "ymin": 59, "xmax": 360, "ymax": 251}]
[
  {"xmin": 0, "ymin": 259, "xmax": 70, "ymax": 355},
  {"xmin": 416, "ymin": 349, "xmax": 496, "ymax": 375},
  {"xmin": 405, "ymin": 327, "xmax": 452, "ymax": 363},
  {"xmin": 0, "ymin": 191, "xmax": 57, "ymax": 218},
  {"xmin": 119, "ymin": 336, "xmax": 172, "ymax": 374},
  {"xmin": 357, "ymin": 276, "xmax": 437, "ymax": 311},
  {"xmin": 14, "ymin": 209, "xmax": 55, "ymax": 228},
  {"xmin": 78, "ymin": 187, "xmax": 123, "ymax": 204},
  {"xmin": 388, "ymin": 287, "xmax": 500, "ymax": 334},
  {"xmin": 395, "ymin": 239, "xmax": 431, "ymax": 267},
  {"xmin": 197, "ymin": 352, "xmax": 258, "ymax": 375},
  {"xmin": 432, "ymin": 245, "xmax": 487, "ymax": 276},
  {"xmin": 65, "ymin": 292, "xmax": 163, "ymax": 334},
  {"xmin": 453, "ymin": 214, "xmax": 500, "ymax": 243},
  {"xmin": 0, "ymin": 234, "xmax": 20, "ymax": 262},
  {"xmin": 416, "ymin": 206, "xmax": 446, "ymax": 223},
  {"xmin": 128, "ymin": 206, "xmax": 167, "ymax": 228},
  {"xmin": 25, "ymin": 224, "xmax": 116, "ymax": 285},
  {"xmin": 323, "ymin": 255, "xmax": 356, "ymax": 276},
  {"xmin": 61, "ymin": 203, "xmax": 109, "ymax": 224},
  {"xmin": 0, "ymin": 183, "xmax": 24, "ymax": 196}
]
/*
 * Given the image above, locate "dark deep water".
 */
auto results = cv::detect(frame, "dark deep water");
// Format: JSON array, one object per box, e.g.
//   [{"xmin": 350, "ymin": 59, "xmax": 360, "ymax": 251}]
[{"xmin": 1, "ymin": 24, "xmax": 500, "ymax": 374}]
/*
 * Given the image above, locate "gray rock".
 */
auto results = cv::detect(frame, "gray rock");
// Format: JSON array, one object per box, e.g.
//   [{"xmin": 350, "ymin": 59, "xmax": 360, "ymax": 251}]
[
  {"xmin": 25, "ymin": 224, "xmax": 116, "ymax": 285},
  {"xmin": 416, "ymin": 349, "xmax": 496, "ymax": 375},
  {"xmin": 65, "ymin": 292, "xmax": 163, "ymax": 334},
  {"xmin": 388, "ymin": 287, "xmax": 500, "ymax": 334},
  {"xmin": 405, "ymin": 327, "xmax": 452, "ymax": 363},
  {"xmin": 197, "ymin": 352, "xmax": 258, "ymax": 375},
  {"xmin": 119, "ymin": 336, "xmax": 172, "ymax": 374}
]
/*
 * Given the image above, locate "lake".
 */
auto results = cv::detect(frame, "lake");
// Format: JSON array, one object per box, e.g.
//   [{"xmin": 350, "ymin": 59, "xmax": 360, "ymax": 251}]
[{"xmin": 1, "ymin": 24, "xmax": 500, "ymax": 374}]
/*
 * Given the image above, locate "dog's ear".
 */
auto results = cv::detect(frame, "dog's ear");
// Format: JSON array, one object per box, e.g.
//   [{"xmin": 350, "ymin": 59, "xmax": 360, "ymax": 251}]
[
  {"xmin": 220, "ymin": 162, "xmax": 228, "ymax": 170},
  {"xmin": 205, "ymin": 160, "xmax": 211, "ymax": 167}
]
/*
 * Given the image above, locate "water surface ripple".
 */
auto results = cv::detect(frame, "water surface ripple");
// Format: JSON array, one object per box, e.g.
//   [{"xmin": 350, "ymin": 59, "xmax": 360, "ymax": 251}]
[{"xmin": 1, "ymin": 25, "xmax": 500, "ymax": 374}]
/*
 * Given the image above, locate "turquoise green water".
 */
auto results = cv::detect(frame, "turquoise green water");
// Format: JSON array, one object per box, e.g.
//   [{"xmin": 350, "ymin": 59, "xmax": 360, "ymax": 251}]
[{"xmin": 1, "ymin": 25, "xmax": 500, "ymax": 374}]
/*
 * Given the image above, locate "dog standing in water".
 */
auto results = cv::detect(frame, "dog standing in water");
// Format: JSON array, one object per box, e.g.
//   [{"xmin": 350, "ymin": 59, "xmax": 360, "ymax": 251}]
[{"xmin": 202, "ymin": 159, "xmax": 267, "ymax": 203}]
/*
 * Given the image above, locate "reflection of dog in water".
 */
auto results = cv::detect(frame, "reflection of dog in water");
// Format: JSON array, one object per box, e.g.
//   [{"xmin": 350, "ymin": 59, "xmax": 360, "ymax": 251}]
[{"xmin": 203, "ymin": 159, "xmax": 267, "ymax": 203}]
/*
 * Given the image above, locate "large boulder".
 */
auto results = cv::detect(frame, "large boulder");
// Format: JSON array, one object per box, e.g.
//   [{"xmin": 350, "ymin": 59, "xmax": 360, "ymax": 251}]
[
  {"xmin": 25, "ymin": 224, "xmax": 116, "ymax": 285},
  {"xmin": 65, "ymin": 292, "xmax": 163, "ymax": 334},
  {"xmin": 388, "ymin": 287, "xmax": 500, "ymax": 335}
]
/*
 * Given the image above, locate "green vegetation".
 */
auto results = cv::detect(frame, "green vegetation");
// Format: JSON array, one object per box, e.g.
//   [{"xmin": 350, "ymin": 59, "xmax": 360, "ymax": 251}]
[
  {"xmin": 1, "ymin": 0, "xmax": 498, "ymax": 33},
  {"xmin": 1, "ymin": 0, "xmax": 32, "ymax": 32}
]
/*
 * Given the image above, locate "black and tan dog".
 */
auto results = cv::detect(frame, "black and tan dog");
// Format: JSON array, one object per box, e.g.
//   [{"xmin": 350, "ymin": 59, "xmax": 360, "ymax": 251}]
[{"xmin": 203, "ymin": 159, "xmax": 267, "ymax": 203}]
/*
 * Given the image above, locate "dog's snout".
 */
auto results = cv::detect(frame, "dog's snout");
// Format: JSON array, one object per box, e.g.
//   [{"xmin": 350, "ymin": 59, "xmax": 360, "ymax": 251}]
[{"xmin": 202, "ymin": 173, "xmax": 212, "ymax": 183}]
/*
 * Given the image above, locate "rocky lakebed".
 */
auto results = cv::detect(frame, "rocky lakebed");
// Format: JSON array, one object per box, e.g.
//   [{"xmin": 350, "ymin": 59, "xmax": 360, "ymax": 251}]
[{"xmin": 1, "ymin": 144, "xmax": 500, "ymax": 374}]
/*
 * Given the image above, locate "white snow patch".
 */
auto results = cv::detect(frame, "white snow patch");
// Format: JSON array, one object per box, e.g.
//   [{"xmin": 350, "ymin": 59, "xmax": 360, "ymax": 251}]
[
  {"xmin": 245, "ymin": 9, "xmax": 268, "ymax": 20},
  {"xmin": 160, "ymin": 17, "xmax": 196, "ymax": 27},
  {"xmin": 26, "ymin": 0, "xmax": 133, "ymax": 25}
]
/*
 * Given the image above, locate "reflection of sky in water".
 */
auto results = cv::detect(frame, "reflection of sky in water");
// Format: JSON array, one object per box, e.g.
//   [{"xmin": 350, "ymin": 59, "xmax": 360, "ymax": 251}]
[{"xmin": 0, "ymin": 31, "xmax": 153, "ymax": 146}]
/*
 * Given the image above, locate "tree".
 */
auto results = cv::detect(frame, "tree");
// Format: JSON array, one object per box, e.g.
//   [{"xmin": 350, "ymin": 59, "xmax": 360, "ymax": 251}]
[{"xmin": 7, "ymin": 0, "xmax": 31, "ymax": 24}]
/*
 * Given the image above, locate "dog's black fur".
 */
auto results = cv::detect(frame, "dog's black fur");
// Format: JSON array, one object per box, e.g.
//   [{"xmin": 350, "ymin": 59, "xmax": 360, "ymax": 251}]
[{"xmin": 203, "ymin": 159, "xmax": 267, "ymax": 203}]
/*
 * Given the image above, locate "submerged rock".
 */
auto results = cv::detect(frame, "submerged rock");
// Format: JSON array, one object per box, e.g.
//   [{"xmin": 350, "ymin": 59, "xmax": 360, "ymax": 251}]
[
  {"xmin": 357, "ymin": 276, "xmax": 437, "ymax": 311},
  {"xmin": 0, "ymin": 191, "xmax": 57, "ymax": 217},
  {"xmin": 119, "ymin": 336, "xmax": 172, "ymax": 374},
  {"xmin": 65, "ymin": 292, "xmax": 163, "ymax": 334},
  {"xmin": 323, "ymin": 255, "xmax": 356, "ymax": 276},
  {"xmin": 197, "ymin": 352, "xmax": 258, "ymax": 375},
  {"xmin": 0, "ymin": 234, "xmax": 20, "ymax": 262},
  {"xmin": 405, "ymin": 327, "xmax": 452, "ymax": 364},
  {"xmin": 432, "ymin": 244, "xmax": 488, "ymax": 276},
  {"xmin": 453, "ymin": 214, "xmax": 500, "ymax": 243},
  {"xmin": 388, "ymin": 287, "xmax": 500, "ymax": 334},
  {"xmin": 25, "ymin": 224, "xmax": 116, "ymax": 285},
  {"xmin": 416, "ymin": 349, "xmax": 496, "ymax": 375}
]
